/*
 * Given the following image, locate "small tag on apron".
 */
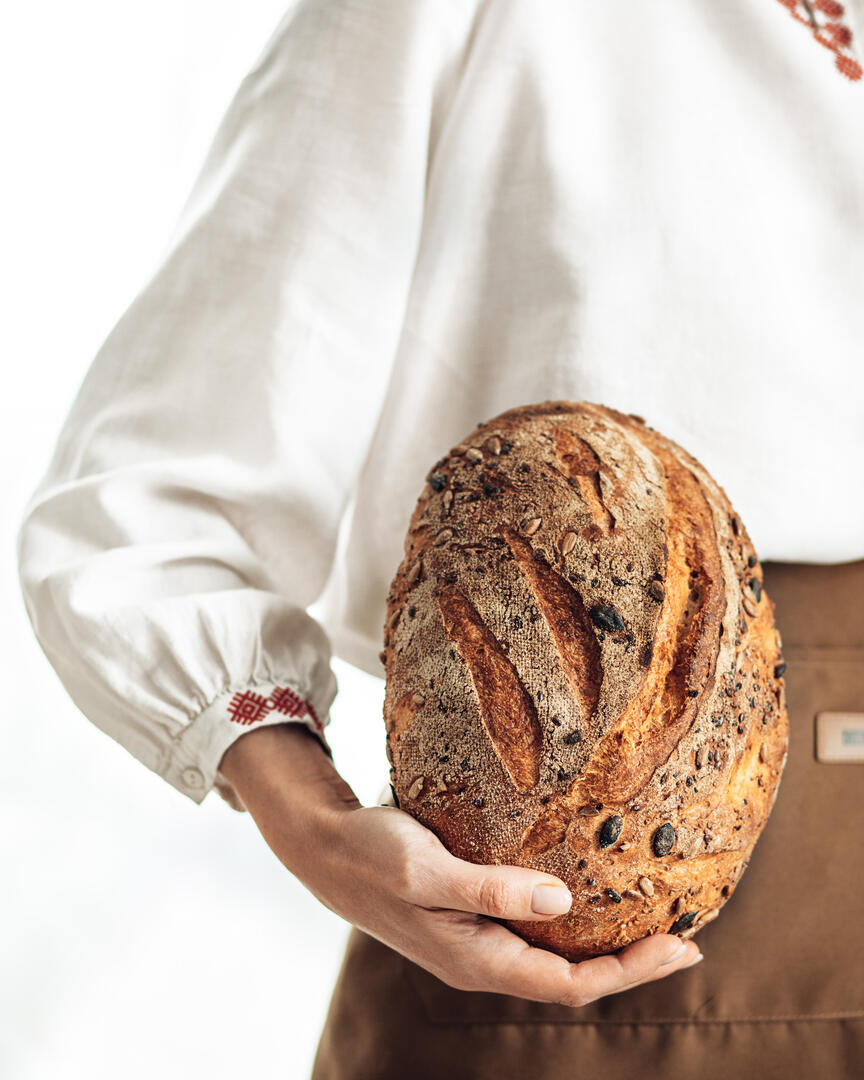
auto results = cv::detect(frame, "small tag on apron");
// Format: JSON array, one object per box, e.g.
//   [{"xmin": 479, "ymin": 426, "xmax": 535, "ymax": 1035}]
[{"xmin": 815, "ymin": 711, "xmax": 864, "ymax": 763}]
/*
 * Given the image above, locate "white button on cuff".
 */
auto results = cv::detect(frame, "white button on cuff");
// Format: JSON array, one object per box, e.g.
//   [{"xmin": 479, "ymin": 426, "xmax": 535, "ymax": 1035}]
[{"xmin": 181, "ymin": 766, "xmax": 205, "ymax": 789}]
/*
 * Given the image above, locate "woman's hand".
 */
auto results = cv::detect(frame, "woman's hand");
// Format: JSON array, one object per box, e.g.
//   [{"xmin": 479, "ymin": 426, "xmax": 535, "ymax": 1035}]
[{"xmin": 219, "ymin": 723, "xmax": 703, "ymax": 1008}]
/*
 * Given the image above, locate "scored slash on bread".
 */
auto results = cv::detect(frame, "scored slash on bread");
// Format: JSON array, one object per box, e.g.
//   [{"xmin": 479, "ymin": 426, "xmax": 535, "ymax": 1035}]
[
  {"xmin": 436, "ymin": 583, "xmax": 543, "ymax": 793},
  {"xmin": 382, "ymin": 400, "xmax": 789, "ymax": 962},
  {"xmin": 500, "ymin": 523, "xmax": 604, "ymax": 727}
]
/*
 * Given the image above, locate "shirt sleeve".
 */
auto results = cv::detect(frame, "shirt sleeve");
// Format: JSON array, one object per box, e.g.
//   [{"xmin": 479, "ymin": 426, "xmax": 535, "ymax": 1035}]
[{"xmin": 15, "ymin": 0, "xmax": 463, "ymax": 809}]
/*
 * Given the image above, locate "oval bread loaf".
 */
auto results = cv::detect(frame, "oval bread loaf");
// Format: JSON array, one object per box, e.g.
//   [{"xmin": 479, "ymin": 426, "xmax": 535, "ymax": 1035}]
[{"xmin": 382, "ymin": 400, "xmax": 790, "ymax": 962}]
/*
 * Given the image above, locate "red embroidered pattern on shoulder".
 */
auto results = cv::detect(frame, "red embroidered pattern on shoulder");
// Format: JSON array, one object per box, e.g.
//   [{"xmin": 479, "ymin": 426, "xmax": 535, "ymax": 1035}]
[
  {"xmin": 226, "ymin": 685, "xmax": 323, "ymax": 731},
  {"xmin": 776, "ymin": 0, "xmax": 864, "ymax": 80}
]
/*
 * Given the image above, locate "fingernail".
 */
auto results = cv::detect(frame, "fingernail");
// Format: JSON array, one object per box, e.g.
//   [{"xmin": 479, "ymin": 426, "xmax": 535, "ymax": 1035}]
[
  {"xmin": 531, "ymin": 884, "xmax": 573, "ymax": 915},
  {"xmin": 660, "ymin": 942, "xmax": 689, "ymax": 965},
  {"xmin": 683, "ymin": 952, "xmax": 704, "ymax": 969}
]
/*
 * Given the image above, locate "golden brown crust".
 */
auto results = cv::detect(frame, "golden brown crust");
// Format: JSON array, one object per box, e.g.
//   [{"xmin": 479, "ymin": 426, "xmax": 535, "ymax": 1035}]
[
  {"xmin": 436, "ymin": 583, "xmax": 543, "ymax": 793},
  {"xmin": 382, "ymin": 401, "xmax": 790, "ymax": 962}
]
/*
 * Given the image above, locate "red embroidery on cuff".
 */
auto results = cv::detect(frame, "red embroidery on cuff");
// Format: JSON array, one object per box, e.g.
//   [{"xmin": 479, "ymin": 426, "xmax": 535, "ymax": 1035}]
[
  {"xmin": 226, "ymin": 689, "xmax": 272, "ymax": 726},
  {"xmin": 776, "ymin": 0, "xmax": 864, "ymax": 81},
  {"xmin": 226, "ymin": 685, "xmax": 323, "ymax": 732}
]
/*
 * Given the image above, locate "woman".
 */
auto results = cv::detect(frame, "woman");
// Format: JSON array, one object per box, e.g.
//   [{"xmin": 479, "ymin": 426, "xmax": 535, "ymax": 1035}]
[{"xmin": 17, "ymin": 1, "xmax": 864, "ymax": 1076}]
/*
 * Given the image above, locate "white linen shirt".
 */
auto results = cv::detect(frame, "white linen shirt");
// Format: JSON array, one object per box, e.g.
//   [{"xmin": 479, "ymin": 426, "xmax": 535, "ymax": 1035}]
[{"xmin": 16, "ymin": 0, "xmax": 864, "ymax": 809}]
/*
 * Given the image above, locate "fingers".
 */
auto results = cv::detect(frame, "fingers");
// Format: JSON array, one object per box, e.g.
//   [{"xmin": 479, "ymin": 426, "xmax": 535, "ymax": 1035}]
[
  {"xmin": 409, "ymin": 848, "xmax": 574, "ymax": 922},
  {"xmin": 390, "ymin": 825, "xmax": 703, "ymax": 1005},
  {"xmin": 624, "ymin": 940, "xmax": 703, "ymax": 991},
  {"xmin": 438, "ymin": 919, "xmax": 702, "ymax": 1006},
  {"xmin": 562, "ymin": 933, "xmax": 703, "ymax": 1002}
]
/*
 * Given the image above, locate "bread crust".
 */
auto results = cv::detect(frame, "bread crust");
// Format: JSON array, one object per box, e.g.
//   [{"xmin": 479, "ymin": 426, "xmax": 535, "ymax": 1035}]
[{"xmin": 382, "ymin": 401, "xmax": 789, "ymax": 962}]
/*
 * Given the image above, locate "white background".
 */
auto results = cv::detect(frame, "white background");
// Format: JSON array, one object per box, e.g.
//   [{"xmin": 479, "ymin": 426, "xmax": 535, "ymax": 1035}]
[{"xmin": 2, "ymin": 3, "xmax": 392, "ymax": 1077}]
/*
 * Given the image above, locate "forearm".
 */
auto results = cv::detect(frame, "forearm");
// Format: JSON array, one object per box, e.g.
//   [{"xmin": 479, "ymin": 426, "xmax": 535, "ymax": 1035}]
[{"xmin": 219, "ymin": 723, "xmax": 362, "ymax": 877}]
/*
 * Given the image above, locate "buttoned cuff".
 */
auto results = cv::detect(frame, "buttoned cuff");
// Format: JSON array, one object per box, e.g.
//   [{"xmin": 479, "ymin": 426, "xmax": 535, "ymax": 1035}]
[{"xmin": 160, "ymin": 678, "xmax": 334, "ymax": 807}]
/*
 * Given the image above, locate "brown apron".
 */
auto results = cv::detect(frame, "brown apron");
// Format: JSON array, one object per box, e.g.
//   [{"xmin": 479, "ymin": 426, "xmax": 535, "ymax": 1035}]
[{"xmin": 311, "ymin": 557, "xmax": 864, "ymax": 1079}]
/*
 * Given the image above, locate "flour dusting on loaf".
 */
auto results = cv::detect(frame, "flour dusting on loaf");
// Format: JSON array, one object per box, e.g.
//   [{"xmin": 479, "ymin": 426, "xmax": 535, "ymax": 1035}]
[{"xmin": 382, "ymin": 401, "xmax": 790, "ymax": 962}]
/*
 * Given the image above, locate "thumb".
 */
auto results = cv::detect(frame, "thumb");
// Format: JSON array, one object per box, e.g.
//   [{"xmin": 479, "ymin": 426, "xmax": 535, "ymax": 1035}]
[{"xmin": 420, "ymin": 849, "xmax": 574, "ymax": 921}]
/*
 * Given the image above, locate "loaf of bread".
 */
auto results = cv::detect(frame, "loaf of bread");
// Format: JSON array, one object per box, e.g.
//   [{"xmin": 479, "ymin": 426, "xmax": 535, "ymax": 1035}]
[{"xmin": 382, "ymin": 401, "xmax": 789, "ymax": 962}]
